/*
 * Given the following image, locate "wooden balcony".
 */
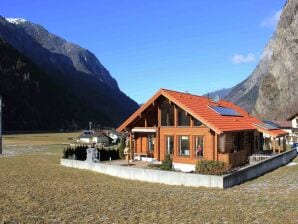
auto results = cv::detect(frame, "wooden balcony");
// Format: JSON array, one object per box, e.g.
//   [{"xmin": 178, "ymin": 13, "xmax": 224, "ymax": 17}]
[{"xmin": 218, "ymin": 149, "xmax": 248, "ymax": 168}]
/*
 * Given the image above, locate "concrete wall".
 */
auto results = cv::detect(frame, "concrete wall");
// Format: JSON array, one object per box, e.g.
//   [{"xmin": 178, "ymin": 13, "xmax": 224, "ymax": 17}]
[
  {"xmin": 61, "ymin": 149, "xmax": 296, "ymax": 189},
  {"xmin": 61, "ymin": 159, "xmax": 223, "ymax": 188},
  {"xmin": 222, "ymin": 149, "xmax": 297, "ymax": 188}
]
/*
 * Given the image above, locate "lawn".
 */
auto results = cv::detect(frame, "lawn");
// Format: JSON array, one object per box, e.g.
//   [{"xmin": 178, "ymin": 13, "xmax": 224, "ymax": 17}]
[{"xmin": 0, "ymin": 133, "xmax": 297, "ymax": 223}]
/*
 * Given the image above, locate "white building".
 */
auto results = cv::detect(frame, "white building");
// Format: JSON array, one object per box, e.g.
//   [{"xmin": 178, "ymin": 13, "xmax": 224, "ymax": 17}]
[{"xmin": 287, "ymin": 113, "xmax": 298, "ymax": 145}]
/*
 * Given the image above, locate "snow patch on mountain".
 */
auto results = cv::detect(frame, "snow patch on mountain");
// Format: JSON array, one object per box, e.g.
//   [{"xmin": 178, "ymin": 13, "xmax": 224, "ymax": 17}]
[{"xmin": 5, "ymin": 18, "xmax": 26, "ymax": 25}]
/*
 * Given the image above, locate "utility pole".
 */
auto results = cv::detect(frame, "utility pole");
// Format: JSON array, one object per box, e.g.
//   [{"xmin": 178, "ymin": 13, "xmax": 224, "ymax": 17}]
[
  {"xmin": 0, "ymin": 96, "xmax": 2, "ymax": 155},
  {"xmin": 89, "ymin": 121, "xmax": 92, "ymax": 132}
]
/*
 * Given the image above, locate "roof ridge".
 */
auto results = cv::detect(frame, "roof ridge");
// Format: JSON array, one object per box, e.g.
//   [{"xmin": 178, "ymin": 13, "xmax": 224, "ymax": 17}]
[{"xmin": 161, "ymin": 88, "xmax": 211, "ymax": 100}]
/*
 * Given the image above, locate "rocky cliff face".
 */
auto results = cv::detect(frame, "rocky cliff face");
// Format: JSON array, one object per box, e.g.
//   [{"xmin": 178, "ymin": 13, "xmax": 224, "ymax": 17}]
[
  {"xmin": 225, "ymin": 0, "xmax": 298, "ymax": 120},
  {"xmin": 0, "ymin": 17, "xmax": 139, "ymax": 130}
]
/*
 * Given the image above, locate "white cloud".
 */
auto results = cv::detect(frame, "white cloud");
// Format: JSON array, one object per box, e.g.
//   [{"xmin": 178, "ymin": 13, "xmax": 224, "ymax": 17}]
[
  {"xmin": 232, "ymin": 53, "xmax": 256, "ymax": 64},
  {"xmin": 260, "ymin": 9, "xmax": 282, "ymax": 29}
]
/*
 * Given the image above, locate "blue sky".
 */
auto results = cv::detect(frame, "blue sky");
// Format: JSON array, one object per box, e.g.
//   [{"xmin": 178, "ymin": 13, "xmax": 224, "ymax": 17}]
[{"xmin": 1, "ymin": 0, "xmax": 285, "ymax": 103}]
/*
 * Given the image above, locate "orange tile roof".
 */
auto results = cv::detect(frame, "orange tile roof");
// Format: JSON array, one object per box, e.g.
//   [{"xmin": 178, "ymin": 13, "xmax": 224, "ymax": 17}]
[{"xmin": 117, "ymin": 88, "xmax": 287, "ymax": 137}]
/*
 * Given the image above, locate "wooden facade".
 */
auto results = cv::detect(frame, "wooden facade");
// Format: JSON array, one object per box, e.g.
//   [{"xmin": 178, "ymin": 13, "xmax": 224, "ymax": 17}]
[
  {"xmin": 123, "ymin": 96, "xmax": 255, "ymax": 168},
  {"xmin": 117, "ymin": 89, "xmax": 287, "ymax": 170}
]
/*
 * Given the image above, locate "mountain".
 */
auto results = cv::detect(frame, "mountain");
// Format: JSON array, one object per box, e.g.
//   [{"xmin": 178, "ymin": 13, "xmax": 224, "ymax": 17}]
[
  {"xmin": 224, "ymin": 0, "xmax": 298, "ymax": 120},
  {"xmin": 0, "ymin": 17, "xmax": 139, "ymax": 131},
  {"xmin": 0, "ymin": 38, "xmax": 104, "ymax": 131},
  {"xmin": 206, "ymin": 88, "xmax": 232, "ymax": 100}
]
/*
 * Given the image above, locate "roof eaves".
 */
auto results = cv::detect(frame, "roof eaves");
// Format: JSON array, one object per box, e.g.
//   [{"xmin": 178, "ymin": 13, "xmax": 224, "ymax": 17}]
[{"xmin": 116, "ymin": 89, "xmax": 164, "ymax": 132}]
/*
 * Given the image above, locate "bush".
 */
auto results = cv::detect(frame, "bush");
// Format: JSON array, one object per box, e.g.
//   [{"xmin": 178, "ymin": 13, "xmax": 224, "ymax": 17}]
[
  {"xmin": 62, "ymin": 145, "xmax": 120, "ymax": 161},
  {"xmin": 195, "ymin": 160, "xmax": 230, "ymax": 175},
  {"xmin": 160, "ymin": 154, "xmax": 173, "ymax": 170},
  {"xmin": 62, "ymin": 147, "xmax": 75, "ymax": 159},
  {"xmin": 98, "ymin": 148, "xmax": 120, "ymax": 161}
]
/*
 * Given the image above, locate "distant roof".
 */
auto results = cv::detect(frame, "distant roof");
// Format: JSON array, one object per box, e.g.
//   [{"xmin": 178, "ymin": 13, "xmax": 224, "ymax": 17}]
[
  {"xmin": 117, "ymin": 88, "xmax": 287, "ymax": 137},
  {"xmin": 287, "ymin": 113, "xmax": 298, "ymax": 121},
  {"xmin": 78, "ymin": 131, "xmax": 112, "ymax": 139},
  {"xmin": 263, "ymin": 120, "xmax": 292, "ymax": 129},
  {"xmin": 255, "ymin": 122, "xmax": 279, "ymax": 130}
]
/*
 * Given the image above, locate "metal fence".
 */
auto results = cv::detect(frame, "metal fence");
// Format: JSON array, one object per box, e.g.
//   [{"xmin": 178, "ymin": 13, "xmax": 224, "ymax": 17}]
[{"xmin": 248, "ymin": 154, "xmax": 274, "ymax": 165}]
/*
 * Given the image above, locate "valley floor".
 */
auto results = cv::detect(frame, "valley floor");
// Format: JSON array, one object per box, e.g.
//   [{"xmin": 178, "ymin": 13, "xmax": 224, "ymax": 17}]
[{"xmin": 0, "ymin": 133, "xmax": 297, "ymax": 223}]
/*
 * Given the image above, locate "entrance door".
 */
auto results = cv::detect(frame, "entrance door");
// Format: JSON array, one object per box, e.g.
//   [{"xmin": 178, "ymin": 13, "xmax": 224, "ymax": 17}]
[{"xmin": 147, "ymin": 134, "xmax": 155, "ymax": 156}]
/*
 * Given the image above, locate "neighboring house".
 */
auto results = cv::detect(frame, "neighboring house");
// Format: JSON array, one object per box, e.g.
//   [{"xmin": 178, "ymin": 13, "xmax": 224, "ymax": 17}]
[
  {"xmin": 117, "ymin": 89, "xmax": 287, "ymax": 172},
  {"xmin": 288, "ymin": 113, "xmax": 298, "ymax": 128},
  {"xmin": 77, "ymin": 131, "xmax": 112, "ymax": 145},
  {"xmin": 92, "ymin": 133, "xmax": 112, "ymax": 145},
  {"xmin": 108, "ymin": 132, "xmax": 120, "ymax": 144},
  {"xmin": 287, "ymin": 113, "xmax": 298, "ymax": 144},
  {"xmin": 78, "ymin": 130, "xmax": 94, "ymax": 144}
]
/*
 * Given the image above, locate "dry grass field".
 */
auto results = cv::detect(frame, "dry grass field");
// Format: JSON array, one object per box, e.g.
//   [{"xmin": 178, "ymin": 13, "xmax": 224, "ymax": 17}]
[{"xmin": 0, "ymin": 133, "xmax": 297, "ymax": 223}]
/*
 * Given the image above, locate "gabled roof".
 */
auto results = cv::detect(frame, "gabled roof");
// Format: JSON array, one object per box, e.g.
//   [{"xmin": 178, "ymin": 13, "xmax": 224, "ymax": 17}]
[{"xmin": 117, "ymin": 89, "xmax": 287, "ymax": 137}]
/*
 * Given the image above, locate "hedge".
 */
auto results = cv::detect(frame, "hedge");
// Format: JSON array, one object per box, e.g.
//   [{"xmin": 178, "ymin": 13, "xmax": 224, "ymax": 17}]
[
  {"xmin": 63, "ymin": 146, "xmax": 120, "ymax": 161},
  {"xmin": 195, "ymin": 160, "xmax": 230, "ymax": 175}
]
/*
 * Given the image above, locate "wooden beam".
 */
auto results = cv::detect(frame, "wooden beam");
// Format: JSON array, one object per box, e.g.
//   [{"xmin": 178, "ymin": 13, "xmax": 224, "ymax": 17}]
[
  {"xmin": 144, "ymin": 117, "xmax": 147, "ymax": 127},
  {"xmin": 158, "ymin": 105, "xmax": 161, "ymax": 127},
  {"xmin": 190, "ymin": 116, "xmax": 194, "ymax": 128},
  {"xmin": 129, "ymin": 133, "xmax": 132, "ymax": 156},
  {"xmin": 156, "ymin": 128, "xmax": 160, "ymax": 161},
  {"xmin": 215, "ymin": 133, "xmax": 218, "ymax": 160},
  {"xmin": 174, "ymin": 105, "xmax": 178, "ymax": 127}
]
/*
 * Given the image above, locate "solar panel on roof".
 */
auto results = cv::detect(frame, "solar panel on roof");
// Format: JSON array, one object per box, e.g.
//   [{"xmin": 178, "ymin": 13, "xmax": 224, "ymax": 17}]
[
  {"xmin": 255, "ymin": 122, "xmax": 279, "ymax": 130},
  {"xmin": 263, "ymin": 120, "xmax": 280, "ymax": 128},
  {"xmin": 209, "ymin": 106, "xmax": 242, "ymax": 116}
]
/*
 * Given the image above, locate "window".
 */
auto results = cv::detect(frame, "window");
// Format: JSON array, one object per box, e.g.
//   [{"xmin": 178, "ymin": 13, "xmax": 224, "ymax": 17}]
[
  {"xmin": 194, "ymin": 136, "xmax": 204, "ymax": 157},
  {"xmin": 147, "ymin": 134, "xmax": 154, "ymax": 152},
  {"xmin": 193, "ymin": 118, "xmax": 202, "ymax": 126},
  {"xmin": 161, "ymin": 99, "xmax": 174, "ymax": 126},
  {"xmin": 178, "ymin": 136, "xmax": 190, "ymax": 156},
  {"xmin": 165, "ymin": 136, "xmax": 174, "ymax": 155},
  {"xmin": 178, "ymin": 108, "xmax": 190, "ymax": 126}
]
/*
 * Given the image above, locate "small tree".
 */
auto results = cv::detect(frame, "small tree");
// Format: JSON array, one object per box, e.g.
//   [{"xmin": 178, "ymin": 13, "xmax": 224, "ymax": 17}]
[
  {"xmin": 118, "ymin": 137, "xmax": 126, "ymax": 159},
  {"xmin": 160, "ymin": 154, "xmax": 173, "ymax": 170}
]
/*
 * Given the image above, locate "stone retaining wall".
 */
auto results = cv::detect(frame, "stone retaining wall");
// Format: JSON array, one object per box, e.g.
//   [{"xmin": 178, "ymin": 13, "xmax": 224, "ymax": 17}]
[
  {"xmin": 222, "ymin": 149, "xmax": 297, "ymax": 188},
  {"xmin": 61, "ymin": 149, "xmax": 296, "ymax": 189}
]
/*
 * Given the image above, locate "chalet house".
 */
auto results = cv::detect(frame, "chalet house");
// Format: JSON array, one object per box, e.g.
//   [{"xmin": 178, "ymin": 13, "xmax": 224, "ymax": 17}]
[{"xmin": 117, "ymin": 89, "xmax": 287, "ymax": 172}]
